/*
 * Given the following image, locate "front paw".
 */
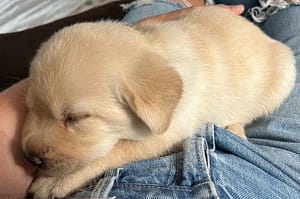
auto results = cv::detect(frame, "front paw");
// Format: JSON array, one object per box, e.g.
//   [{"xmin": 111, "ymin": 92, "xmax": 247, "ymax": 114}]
[
  {"xmin": 30, "ymin": 175, "xmax": 84, "ymax": 199},
  {"xmin": 29, "ymin": 176, "xmax": 57, "ymax": 199},
  {"xmin": 224, "ymin": 122, "xmax": 247, "ymax": 138}
]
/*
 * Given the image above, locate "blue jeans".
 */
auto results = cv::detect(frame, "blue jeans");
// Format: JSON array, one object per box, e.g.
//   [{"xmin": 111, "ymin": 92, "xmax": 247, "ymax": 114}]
[{"xmin": 68, "ymin": 1, "xmax": 300, "ymax": 198}]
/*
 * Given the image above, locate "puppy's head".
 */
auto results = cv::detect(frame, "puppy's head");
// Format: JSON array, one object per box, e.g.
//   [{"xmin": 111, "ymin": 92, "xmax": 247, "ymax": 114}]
[{"xmin": 22, "ymin": 22, "xmax": 182, "ymax": 176}]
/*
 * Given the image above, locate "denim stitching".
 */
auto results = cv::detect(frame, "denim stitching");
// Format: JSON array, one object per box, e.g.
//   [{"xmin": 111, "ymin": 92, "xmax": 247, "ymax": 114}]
[
  {"xmin": 166, "ymin": 154, "xmax": 177, "ymax": 185},
  {"xmin": 195, "ymin": 137, "xmax": 210, "ymax": 183},
  {"xmin": 113, "ymin": 180, "xmax": 213, "ymax": 191},
  {"xmin": 93, "ymin": 178, "xmax": 110, "ymax": 198},
  {"xmin": 91, "ymin": 169, "xmax": 121, "ymax": 198},
  {"xmin": 174, "ymin": 152, "xmax": 184, "ymax": 185},
  {"xmin": 196, "ymin": 125, "xmax": 219, "ymax": 198}
]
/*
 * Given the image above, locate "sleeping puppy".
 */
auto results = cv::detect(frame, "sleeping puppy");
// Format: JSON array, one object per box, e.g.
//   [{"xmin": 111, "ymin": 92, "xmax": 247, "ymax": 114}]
[{"xmin": 22, "ymin": 6, "xmax": 295, "ymax": 199}]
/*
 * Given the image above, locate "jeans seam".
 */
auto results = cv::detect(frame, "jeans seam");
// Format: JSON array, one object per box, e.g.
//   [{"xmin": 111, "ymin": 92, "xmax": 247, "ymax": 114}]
[
  {"xmin": 91, "ymin": 169, "xmax": 121, "ymax": 198},
  {"xmin": 166, "ymin": 154, "xmax": 177, "ymax": 185},
  {"xmin": 195, "ymin": 137, "xmax": 212, "ymax": 183},
  {"xmin": 113, "ymin": 180, "xmax": 214, "ymax": 191},
  {"xmin": 173, "ymin": 152, "xmax": 184, "ymax": 185}
]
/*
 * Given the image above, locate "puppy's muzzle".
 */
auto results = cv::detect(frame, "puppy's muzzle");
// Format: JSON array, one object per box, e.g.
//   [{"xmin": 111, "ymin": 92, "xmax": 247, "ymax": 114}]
[{"xmin": 23, "ymin": 140, "xmax": 53, "ymax": 168}]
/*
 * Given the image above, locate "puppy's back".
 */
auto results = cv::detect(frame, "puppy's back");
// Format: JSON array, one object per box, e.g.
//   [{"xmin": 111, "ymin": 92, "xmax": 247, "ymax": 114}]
[
  {"xmin": 140, "ymin": 7, "xmax": 296, "ymax": 127},
  {"xmin": 185, "ymin": 7, "xmax": 296, "ymax": 125}
]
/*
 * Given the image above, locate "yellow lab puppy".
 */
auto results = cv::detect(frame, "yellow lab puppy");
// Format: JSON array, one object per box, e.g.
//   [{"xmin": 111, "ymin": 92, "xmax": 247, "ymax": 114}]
[{"xmin": 22, "ymin": 7, "xmax": 295, "ymax": 199}]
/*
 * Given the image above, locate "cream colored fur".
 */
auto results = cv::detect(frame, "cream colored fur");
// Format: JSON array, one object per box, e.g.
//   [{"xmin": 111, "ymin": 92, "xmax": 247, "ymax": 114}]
[{"xmin": 22, "ymin": 7, "xmax": 295, "ymax": 199}]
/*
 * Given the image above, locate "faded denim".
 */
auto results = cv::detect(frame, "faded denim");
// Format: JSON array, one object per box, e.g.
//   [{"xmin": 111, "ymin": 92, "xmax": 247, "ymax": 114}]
[
  {"xmin": 67, "ymin": 1, "xmax": 300, "ymax": 198},
  {"xmin": 121, "ymin": 0, "xmax": 186, "ymax": 24}
]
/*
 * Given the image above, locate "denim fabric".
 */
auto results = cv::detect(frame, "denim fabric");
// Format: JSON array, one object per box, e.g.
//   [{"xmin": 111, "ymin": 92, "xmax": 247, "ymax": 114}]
[
  {"xmin": 93, "ymin": 129, "xmax": 219, "ymax": 199},
  {"xmin": 67, "ymin": 1, "xmax": 300, "ymax": 198},
  {"xmin": 121, "ymin": 0, "xmax": 185, "ymax": 24}
]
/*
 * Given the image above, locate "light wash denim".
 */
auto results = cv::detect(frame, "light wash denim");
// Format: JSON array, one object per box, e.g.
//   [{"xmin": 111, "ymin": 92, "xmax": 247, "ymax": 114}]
[
  {"xmin": 67, "ymin": 1, "xmax": 300, "ymax": 198},
  {"xmin": 121, "ymin": 0, "xmax": 186, "ymax": 24}
]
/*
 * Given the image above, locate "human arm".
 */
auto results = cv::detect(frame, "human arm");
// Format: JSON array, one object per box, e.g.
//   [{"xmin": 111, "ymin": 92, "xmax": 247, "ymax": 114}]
[
  {"xmin": 0, "ymin": 79, "xmax": 33, "ymax": 199},
  {"xmin": 137, "ymin": 3, "xmax": 244, "ymax": 24}
]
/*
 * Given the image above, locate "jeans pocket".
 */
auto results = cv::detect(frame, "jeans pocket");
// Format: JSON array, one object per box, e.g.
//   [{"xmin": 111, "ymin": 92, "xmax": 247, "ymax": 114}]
[{"xmin": 91, "ymin": 124, "xmax": 219, "ymax": 199}]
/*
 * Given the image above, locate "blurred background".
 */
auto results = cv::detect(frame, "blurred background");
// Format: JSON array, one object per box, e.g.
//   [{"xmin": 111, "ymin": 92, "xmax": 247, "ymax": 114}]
[{"xmin": 0, "ymin": 0, "xmax": 119, "ymax": 33}]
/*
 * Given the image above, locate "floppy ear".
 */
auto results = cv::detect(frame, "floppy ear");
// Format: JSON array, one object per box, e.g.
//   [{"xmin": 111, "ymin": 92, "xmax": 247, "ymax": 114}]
[{"xmin": 120, "ymin": 53, "xmax": 182, "ymax": 135}]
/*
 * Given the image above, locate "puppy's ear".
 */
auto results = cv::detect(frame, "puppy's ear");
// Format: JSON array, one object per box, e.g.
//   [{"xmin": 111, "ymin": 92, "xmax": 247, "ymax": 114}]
[{"xmin": 119, "ymin": 53, "xmax": 182, "ymax": 135}]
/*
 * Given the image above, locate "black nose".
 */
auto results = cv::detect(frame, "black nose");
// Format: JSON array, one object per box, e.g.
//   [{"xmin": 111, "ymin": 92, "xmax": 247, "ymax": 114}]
[
  {"xmin": 26, "ymin": 151, "xmax": 43, "ymax": 166},
  {"xmin": 29, "ymin": 156, "xmax": 43, "ymax": 166}
]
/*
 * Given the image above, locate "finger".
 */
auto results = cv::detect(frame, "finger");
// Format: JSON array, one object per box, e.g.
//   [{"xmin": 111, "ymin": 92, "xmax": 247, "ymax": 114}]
[
  {"xmin": 216, "ymin": 4, "xmax": 245, "ymax": 15},
  {"xmin": 137, "ymin": 4, "xmax": 245, "ymax": 24},
  {"xmin": 137, "ymin": 7, "xmax": 194, "ymax": 24}
]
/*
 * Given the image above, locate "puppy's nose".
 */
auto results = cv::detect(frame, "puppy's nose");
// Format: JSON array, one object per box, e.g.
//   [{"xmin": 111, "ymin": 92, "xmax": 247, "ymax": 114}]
[
  {"xmin": 29, "ymin": 155, "xmax": 43, "ymax": 166},
  {"xmin": 22, "ymin": 139, "xmax": 46, "ymax": 166},
  {"xmin": 26, "ymin": 150, "xmax": 44, "ymax": 166}
]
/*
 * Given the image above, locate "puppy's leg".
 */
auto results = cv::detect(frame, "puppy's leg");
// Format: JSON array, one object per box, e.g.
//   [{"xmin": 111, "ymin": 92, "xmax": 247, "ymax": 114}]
[
  {"xmin": 29, "ymin": 176, "xmax": 57, "ymax": 199},
  {"xmin": 30, "ymin": 137, "xmax": 175, "ymax": 199},
  {"xmin": 224, "ymin": 122, "xmax": 247, "ymax": 138}
]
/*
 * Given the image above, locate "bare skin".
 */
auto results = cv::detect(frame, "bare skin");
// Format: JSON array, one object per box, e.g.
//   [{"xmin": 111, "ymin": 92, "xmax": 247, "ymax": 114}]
[
  {"xmin": 138, "ymin": 3, "xmax": 244, "ymax": 24},
  {"xmin": 0, "ymin": 3, "xmax": 243, "ymax": 199},
  {"xmin": 0, "ymin": 79, "xmax": 33, "ymax": 199}
]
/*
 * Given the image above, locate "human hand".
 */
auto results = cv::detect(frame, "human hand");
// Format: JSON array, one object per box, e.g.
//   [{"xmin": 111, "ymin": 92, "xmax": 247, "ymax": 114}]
[{"xmin": 137, "ymin": 4, "xmax": 244, "ymax": 24}]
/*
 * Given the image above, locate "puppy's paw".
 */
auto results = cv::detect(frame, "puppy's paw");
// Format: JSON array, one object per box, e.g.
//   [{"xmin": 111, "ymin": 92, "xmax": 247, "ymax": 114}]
[
  {"xmin": 224, "ymin": 123, "xmax": 247, "ymax": 139},
  {"xmin": 29, "ymin": 176, "xmax": 56, "ymax": 199},
  {"xmin": 30, "ymin": 175, "xmax": 84, "ymax": 199},
  {"xmin": 50, "ymin": 177, "xmax": 82, "ymax": 199}
]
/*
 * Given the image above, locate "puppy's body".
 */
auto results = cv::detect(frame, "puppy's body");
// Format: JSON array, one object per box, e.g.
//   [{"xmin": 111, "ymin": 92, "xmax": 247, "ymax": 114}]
[
  {"xmin": 22, "ymin": 7, "xmax": 295, "ymax": 198},
  {"xmin": 143, "ymin": 11, "xmax": 295, "ymax": 137}
]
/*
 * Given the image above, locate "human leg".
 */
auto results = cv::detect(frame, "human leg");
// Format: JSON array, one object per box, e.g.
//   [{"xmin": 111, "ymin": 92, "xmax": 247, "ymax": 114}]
[
  {"xmin": 118, "ymin": 2, "xmax": 300, "ymax": 199},
  {"xmin": 261, "ymin": 5, "xmax": 300, "ymax": 120},
  {"xmin": 209, "ymin": 0, "xmax": 300, "ymax": 144},
  {"xmin": 245, "ymin": 5, "xmax": 300, "ymax": 144},
  {"xmin": 209, "ymin": 4, "xmax": 300, "ymax": 198}
]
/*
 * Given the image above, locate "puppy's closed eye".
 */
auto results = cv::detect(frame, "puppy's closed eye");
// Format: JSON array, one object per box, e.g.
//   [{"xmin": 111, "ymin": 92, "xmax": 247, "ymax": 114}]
[{"xmin": 63, "ymin": 112, "xmax": 91, "ymax": 126}]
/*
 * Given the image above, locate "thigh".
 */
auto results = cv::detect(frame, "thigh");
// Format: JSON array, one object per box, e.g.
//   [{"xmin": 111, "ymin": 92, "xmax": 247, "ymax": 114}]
[
  {"xmin": 246, "ymin": 6, "xmax": 300, "ymax": 144},
  {"xmin": 261, "ymin": 6, "xmax": 300, "ymax": 121}
]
